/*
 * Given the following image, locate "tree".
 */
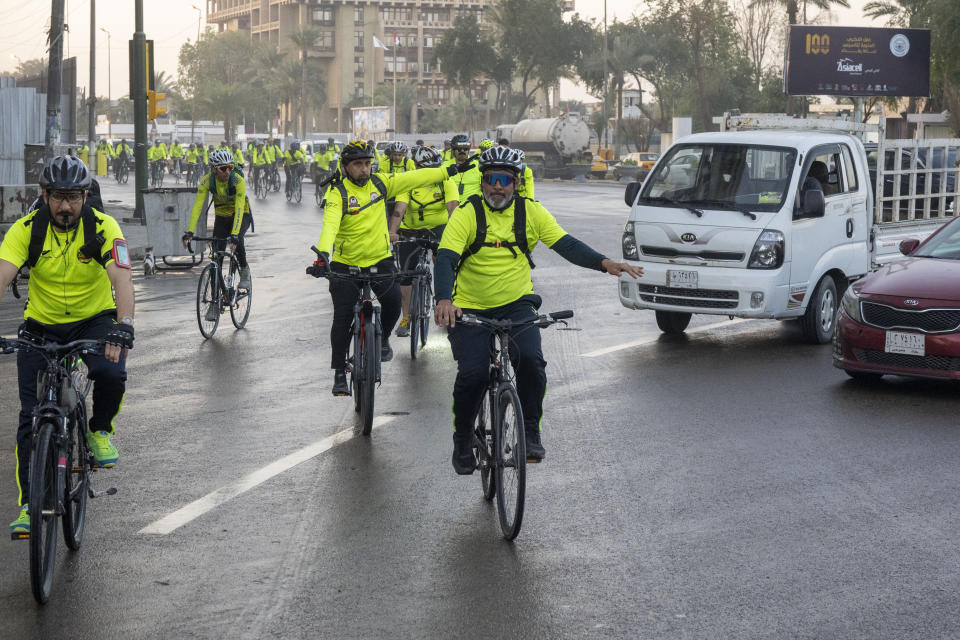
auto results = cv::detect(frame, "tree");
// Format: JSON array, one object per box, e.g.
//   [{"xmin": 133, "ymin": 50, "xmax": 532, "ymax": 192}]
[
  {"xmin": 374, "ymin": 81, "xmax": 418, "ymax": 133},
  {"xmin": 288, "ymin": 28, "xmax": 324, "ymax": 138},
  {"xmin": 733, "ymin": 0, "xmax": 782, "ymax": 90},
  {"xmin": 12, "ymin": 57, "xmax": 47, "ymax": 79}
]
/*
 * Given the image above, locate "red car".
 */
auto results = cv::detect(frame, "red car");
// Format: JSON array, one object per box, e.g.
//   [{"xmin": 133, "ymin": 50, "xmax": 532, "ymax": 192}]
[{"xmin": 834, "ymin": 217, "xmax": 960, "ymax": 381}]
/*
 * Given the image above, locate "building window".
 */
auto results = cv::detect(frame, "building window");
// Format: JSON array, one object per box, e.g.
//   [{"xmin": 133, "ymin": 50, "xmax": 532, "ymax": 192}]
[
  {"xmin": 423, "ymin": 61, "xmax": 433, "ymax": 73},
  {"xmin": 386, "ymin": 56, "xmax": 406, "ymax": 73},
  {"xmin": 269, "ymin": 5, "xmax": 278, "ymax": 21},
  {"xmin": 354, "ymin": 55, "xmax": 364, "ymax": 77},
  {"xmin": 381, "ymin": 7, "xmax": 413, "ymax": 22},
  {"xmin": 354, "ymin": 31, "xmax": 364, "ymax": 51},
  {"xmin": 420, "ymin": 9, "xmax": 447, "ymax": 23},
  {"xmin": 316, "ymin": 31, "xmax": 334, "ymax": 50},
  {"xmin": 355, "ymin": 83, "xmax": 364, "ymax": 98},
  {"xmin": 423, "ymin": 35, "xmax": 434, "ymax": 48},
  {"xmin": 354, "ymin": 6, "xmax": 364, "ymax": 24},
  {"xmin": 312, "ymin": 8, "xmax": 333, "ymax": 25}
]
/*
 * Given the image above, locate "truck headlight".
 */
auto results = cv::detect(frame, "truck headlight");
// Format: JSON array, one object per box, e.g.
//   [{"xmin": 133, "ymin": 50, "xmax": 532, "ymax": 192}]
[
  {"xmin": 748, "ymin": 230, "xmax": 784, "ymax": 269},
  {"xmin": 622, "ymin": 222, "xmax": 638, "ymax": 260},
  {"xmin": 841, "ymin": 286, "xmax": 862, "ymax": 323}
]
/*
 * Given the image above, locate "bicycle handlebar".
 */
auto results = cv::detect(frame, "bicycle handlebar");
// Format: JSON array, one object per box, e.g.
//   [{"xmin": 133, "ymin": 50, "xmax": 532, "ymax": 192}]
[
  {"xmin": 457, "ymin": 310, "xmax": 574, "ymax": 330},
  {"xmin": 0, "ymin": 337, "xmax": 104, "ymax": 357},
  {"xmin": 186, "ymin": 237, "xmax": 235, "ymax": 255}
]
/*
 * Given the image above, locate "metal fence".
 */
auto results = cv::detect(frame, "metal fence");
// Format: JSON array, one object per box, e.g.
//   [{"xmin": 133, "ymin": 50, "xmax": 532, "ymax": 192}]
[
  {"xmin": 0, "ymin": 77, "xmax": 45, "ymax": 184},
  {"xmin": 873, "ymin": 139, "xmax": 960, "ymax": 224}
]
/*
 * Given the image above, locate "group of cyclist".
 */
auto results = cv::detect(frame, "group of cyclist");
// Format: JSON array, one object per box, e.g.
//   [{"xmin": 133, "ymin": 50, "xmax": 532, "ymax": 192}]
[{"xmin": 0, "ymin": 131, "xmax": 643, "ymax": 535}]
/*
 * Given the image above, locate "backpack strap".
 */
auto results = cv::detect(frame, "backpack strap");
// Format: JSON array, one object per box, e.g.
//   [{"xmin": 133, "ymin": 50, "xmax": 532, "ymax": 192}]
[
  {"xmin": 25, "ymin": 205, "xmax": 107, "ymax": 268},
  {"xmin": 408, "ymin": 183, "xmax": 445, "ymax": 222},
  {"xmin": 25, "ymin": 205, "xmax": 50, "ymax": 268},
  {"xmin": 335, "ymin": 175, "xmax": 387, "ymax": 217},
  {"xmin": 456, "ymin": 195, "xmax": 534, "ymax": 272},
  {"xmin": 79, "ymin": 205, "xmax": 108, "ymax": 266}
]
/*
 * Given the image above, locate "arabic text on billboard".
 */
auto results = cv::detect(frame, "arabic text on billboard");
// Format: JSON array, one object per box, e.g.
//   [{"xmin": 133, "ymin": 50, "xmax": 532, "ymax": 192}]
[{"xmin": 785, "ymin": 26, "xmax": 930, "ymax": 97}]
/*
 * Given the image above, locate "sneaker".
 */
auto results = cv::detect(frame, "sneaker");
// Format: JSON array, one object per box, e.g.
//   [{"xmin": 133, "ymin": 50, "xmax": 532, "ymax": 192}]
[
  {"xmin": 238, "ymin": 267, "xmax": 251, "ymax": 290},
  {"xmin": 204, "ymin": 304, "xmax": 219, "ymax": 322},
  {"xmin": 332, "ymin": 369, "xmax": 349, "ymax": 396},
  {"xmin": 525, "ymin": 428, "xmax": 546, "ymax": 462},
  {"xmin": 451, "ymin": 434, "xmax": 477, "ymax": 475},
  {"xmin": 395, "ymin": 317, "xmax": 411, "ymax": 337},
  {"xmin": 380, "ymin": 338, "xmax": 394, "ymax": 362},
  {"xmin": 86, "ymin": 430, "xmax": 119, "ymax": 468},
  {"xmin": 9, "ymin": 505, "xmax": 29, "ymax": 535}
]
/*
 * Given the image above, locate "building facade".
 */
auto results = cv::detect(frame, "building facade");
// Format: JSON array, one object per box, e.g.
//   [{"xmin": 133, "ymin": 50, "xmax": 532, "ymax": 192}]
[{"xmin": 205, "ymin": 0, "xmax": 500, "ymax": 132}]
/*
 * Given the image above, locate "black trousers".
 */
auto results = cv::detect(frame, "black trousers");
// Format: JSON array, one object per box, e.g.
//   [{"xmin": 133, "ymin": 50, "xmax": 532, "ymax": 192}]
[
  {"xmin": 446, "ymin": 296, "xmax": 546, "ymax": 438},
  {"xmin": 328, "ymin": 258, "xmax": 401, "ymax": 369},
  {"xmin": 212, "ymin": 213, "xmax": 252, "ymax": 268},
  {"xmin": 16, "ymin": 311, "xmax": 127, "ymax": 505}
]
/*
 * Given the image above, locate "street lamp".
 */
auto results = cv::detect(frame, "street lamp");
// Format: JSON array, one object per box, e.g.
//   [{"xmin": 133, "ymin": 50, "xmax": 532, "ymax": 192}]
[
  {"xmin": 191, "ymin": 5, "xmax": 202, "ymax": 143},
  {"xmin": 99, "ymin": 27, "xmax": 111, "ymax": 137},
  {"xmin": 192, "ymin": 5, "xmax": 202, "ymax": 43}
]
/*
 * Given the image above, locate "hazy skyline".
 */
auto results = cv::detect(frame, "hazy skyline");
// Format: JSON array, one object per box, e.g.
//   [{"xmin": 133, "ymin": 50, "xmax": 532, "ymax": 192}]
[{"xmin": 0, "ymin": 0, "xmax": 882, "ymax": 104}]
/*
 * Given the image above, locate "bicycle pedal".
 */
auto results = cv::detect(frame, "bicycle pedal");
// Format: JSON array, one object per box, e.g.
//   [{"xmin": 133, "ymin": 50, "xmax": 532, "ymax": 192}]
[
  {"xmin": 526, "ymin": 457, "xmax": 543, "ymax": 464},
  {"xmin": 11, "ymin": 532, "xmax": 29, "ymax": 541},
  {"xmin": 89, "ymin": 486, "xmax": 118, "ymax": 498}
]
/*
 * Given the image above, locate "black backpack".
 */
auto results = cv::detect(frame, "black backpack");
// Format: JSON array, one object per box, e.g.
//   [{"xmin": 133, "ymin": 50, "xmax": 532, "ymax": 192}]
[
  {"xmin": 456, "ymin": 194, "xmax": 534, "ymax": 272},
  {"xmin": 331, "ymin": 175, "xmax": 388, "ymax": 217},
  {"xmin": 24, "ymin": 204, "xmax": 107, "ymax": 268}
]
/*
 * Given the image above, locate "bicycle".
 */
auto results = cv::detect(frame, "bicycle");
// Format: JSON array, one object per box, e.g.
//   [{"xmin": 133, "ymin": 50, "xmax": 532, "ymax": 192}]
[
  {"xmin": 115, "ymin": 155, "xmax": 130, "ymax": 184},
  {"xmin": 1, "ymin": 334, "xmax": 117, "ymax": 604},
  {"xmin": 395, "ymin": 229, "xmax": 439, "ymax": 359},
  {"xmin": 309, "ymin": 248, "xmax": 405, "ymax": 435},
  {"xmin": 253, "ymin": 167, "xmax": 268, "ymax": 200},
  {"xmin": 269, "ymin": 164, "xmax": 282, "ymax": 192},
  {"xmin": 171, "ymin": 158, "xmax": 182, "ymax": 184},
  {"xmin": 286, "ymin": 168, "xmax": 303, "ymax": 203},
  {"xmin": 186, "ymin": 162, "xmax": 200, "ymax": 188},
  {"xmin": 457, "ymin": 309, "xmax": 573, "ymax": 540},
  {"xmin": 189, "ymin": 236, "xmax": 252, "ymax": 339}
]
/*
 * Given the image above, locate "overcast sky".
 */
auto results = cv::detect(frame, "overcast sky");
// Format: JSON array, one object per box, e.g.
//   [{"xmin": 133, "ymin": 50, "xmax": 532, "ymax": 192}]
[{"xmin": 0, "ymin": 0, "xmax": 881, "ymax": 102}]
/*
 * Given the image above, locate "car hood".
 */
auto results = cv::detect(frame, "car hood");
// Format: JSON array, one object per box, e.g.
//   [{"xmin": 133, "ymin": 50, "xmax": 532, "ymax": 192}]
[{"xmin": 858, "ymin": 257, "xmax": 960, "ymax": 301}]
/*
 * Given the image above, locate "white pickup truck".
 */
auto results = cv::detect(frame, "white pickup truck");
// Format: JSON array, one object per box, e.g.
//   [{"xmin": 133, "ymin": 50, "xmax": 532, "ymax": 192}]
[{"xmin": 618, "ymin": 113, "xmax": 960, "ymax": 343}]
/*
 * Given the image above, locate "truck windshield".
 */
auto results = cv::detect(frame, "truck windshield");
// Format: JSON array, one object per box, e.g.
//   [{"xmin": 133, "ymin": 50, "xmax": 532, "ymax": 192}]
[
  {"xmin": 640, "ymin": 144, "xmax": 797, "ymax": 212},
  {"xmin": 912, "ymin": 219, "xmax": 960, "ymax": 259}
]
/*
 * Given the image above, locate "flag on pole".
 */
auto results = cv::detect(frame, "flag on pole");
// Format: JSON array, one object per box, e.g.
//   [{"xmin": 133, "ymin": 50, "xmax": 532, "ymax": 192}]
[{"xmin": 373, "ymin": 35, "xmax": 390, "ymax": 51}]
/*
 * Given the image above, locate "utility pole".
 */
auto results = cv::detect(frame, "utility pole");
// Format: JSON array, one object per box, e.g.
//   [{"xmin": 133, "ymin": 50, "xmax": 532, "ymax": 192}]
[
  {"xmin": 602, "ymin": 0, "xmax": 608, "ymax": 157},
  {"xmin": 393, "ymin": 33, "xmax": 398, "ymax": 133},
  {"xmin": 88, "ymin": 0, "xmax": 96, "ymax": 167},
  {"xmin": 100, "ymin": 27, "xmax": 111, "ymax": 138},
  {"xmin": 45, "ymin": 0, "xmax": 66, "ymax": 160},
  {"xmin": 133, "ymin": 0, "xmax": 147, "ymax": 217},
  {"xmin": 191, "ymin": 4, "xmax": 201, "ymax": 143}
]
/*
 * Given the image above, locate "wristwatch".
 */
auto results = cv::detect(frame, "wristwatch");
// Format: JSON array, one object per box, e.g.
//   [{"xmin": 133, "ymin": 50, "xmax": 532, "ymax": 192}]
[{"xmin": 120, "ymin": 316, "xmax": 134, "ymax": 326}]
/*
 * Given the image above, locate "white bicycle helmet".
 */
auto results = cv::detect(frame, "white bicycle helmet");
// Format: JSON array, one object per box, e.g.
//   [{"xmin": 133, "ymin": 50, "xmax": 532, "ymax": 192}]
[
  {"xmin": 387, "ymin": 141, "xmax": 408, "ymax": 154},
  {"xmin": 209, "ymin": 149, "xmax": 234, "ymax": 167},
  {"xmin": 478, "ymin": 146, "xmax": 524, "ymax": 174},
  {"xmin": 413, "ymin": 146, "xmax": 442, "ymax": 168}
]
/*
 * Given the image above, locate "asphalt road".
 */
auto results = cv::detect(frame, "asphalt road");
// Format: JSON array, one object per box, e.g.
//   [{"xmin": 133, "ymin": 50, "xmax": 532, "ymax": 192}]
[{"xmin": 1, "ymin": 181, "xmax": 959, "ymax": 639}]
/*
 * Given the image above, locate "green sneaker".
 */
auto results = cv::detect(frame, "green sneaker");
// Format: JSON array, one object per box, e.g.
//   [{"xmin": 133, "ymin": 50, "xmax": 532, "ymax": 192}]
[
  {"xmin": 10, "ymin": 504, "xmax": 29, "ymax": 535},
  {"xmin": 86, "ymin": 430, "xmax": 118, "ymax": 468}
]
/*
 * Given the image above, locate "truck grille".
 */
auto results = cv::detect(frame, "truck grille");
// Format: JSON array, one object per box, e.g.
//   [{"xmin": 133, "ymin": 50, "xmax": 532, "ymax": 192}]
[
  {"xmin": 853, "ymin": 348, "xmax": 960, "ymax": 371},
  {"xmin": 637, "ymin": 284, "xmax": 739, "ymax": 309},
  {"xmin": 640, "ymin": 246, "xmax": 745, "ymax": 262},
  {"xmin": 861, "ymin": 302, "xmax": 960, "ymax": 333}
]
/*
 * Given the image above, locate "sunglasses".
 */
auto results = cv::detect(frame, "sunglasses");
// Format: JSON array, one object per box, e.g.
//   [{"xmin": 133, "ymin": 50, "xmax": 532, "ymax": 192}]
[
  {"xmin": 215, "ymin": 165, "xmax": 234, "ymax": 172},
  {"xmin": 48, "ymin": 191, "xmax": 84, "ymax": 203},
  {"xmin": 482, "ymin": 173, "xmax": 514, "ymax": 188}
]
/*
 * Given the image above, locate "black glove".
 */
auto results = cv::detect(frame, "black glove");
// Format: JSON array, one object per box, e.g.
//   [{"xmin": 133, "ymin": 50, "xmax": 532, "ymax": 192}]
[
  {"xmin": 182, "ymin": 231, "xmax": 194, "ymax": 243},
  {"xmin": 446, "ymin": 160, "xmax": 476, "ymax": 177},
  {"xmin": 105, "ymin": 323, "xmax": 134, "ymax": 350},
  {"xmin": 306, "ymin": 251, "xmax": 330, "ymax": 278},
  {"xmin": 227, "ymin": 235, "xmax": 239, "ymax": 246}
]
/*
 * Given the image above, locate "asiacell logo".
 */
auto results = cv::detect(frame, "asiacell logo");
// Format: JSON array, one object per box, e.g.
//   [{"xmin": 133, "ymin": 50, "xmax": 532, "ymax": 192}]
[
  {"xmin": 836, "ymin": 58, "xmax": 863, "ymax": 73},
  {"xmin": 680, "ymin": 233, "xmax": 697, "ymax": 243}
]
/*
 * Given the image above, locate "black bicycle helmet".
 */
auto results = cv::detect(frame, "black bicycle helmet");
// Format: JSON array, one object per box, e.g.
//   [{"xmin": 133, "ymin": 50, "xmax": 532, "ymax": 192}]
[
  {"xmin": 450, "ymin": 134, "xmax": 471, "ymax": 151},
  {"xmin": 478, "ymin": 147, "xmax": 524, "ymax": 175},
  {"xmin": 40, "ymin": 155, "xmax": 92, "ymax": 191},
  {"xmin": 340, "ymin": 140, "xmax": 377, "ymax": 164}
]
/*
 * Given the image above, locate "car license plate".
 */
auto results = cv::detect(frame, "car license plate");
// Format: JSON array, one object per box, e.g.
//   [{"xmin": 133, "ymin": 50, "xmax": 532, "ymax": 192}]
[
  {"xmin": 885, "ymin": 331, "xmax": 925, "ymax": 356},
  {"xmin": 668, "ymin": 270, "xmax": 698, "ymax": 289}
]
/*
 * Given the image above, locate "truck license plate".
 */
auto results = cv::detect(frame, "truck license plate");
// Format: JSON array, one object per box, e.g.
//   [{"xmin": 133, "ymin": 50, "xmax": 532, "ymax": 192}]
[
  {"xmin": 885, "ymin": 331, "xmax": 925, "ymax": 356},
  {"xmin": 668, "ymin": 270, "xmax": 698, "ymax": 289}
]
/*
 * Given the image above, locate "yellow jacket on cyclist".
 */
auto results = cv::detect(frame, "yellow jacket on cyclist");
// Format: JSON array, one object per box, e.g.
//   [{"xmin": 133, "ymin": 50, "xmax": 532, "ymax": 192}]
[
  {"xmin": 186, "ymin": 147, "xmax": 200, "ymax": 163},
  {"xmin": 253, "ymin": 148, "xmax": 268, "ymax": 166},
  {"xmin": 113, "ymin": 142, "xmax": 132, "ymax": 158},
  {"xmin": 188, "ymin": 169, "xmax": 250, "ymax": 237},
  {"xmin": 263, "ymin": 144, "xmax": 276, "ymax": 164},
  {"xmin": 317, "ymin": 167, "xmax": 452, "ymax": 267},
  {"xmin": 396, "ymin": 178, "xmax": 458, "ymax": 230},
  {"xmin": 233, "ymin": 148, "xmax": 245, "ymax": 166},
  {"xmin": 170, "ymin": 143, "xmax": 184, "ymax": 159},
  {"xmin": 283, "ymin": 149, "xmax": 305, "ymax": 166},
  {"xmin": 383, "ymin": 157, "xmax": 415, "ymax": 175},
  {"xmin": 518, "ymin": 165, "xmax": 535, "ymax": 199},
  {"xmin": 155, "ymin": 142, "xmax": 168, "ymax": 159}
]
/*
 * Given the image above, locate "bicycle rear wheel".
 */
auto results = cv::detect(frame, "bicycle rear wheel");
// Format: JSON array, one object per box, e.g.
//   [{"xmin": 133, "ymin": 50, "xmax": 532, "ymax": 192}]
[
  {"xmin": 29, "ymin": 421, "xmax": 59, "ymax": 604},
  {"xmin": 409, "ymin": 282, "xmax": 420, "ymax": 359},
  {"xmin": 196, "ymin": 262, "xmax": 220, "ymax": 339},
  {"xmin": 495, "ymin": 386, "xmax": 526, "ymax": 540},
  {"xmin": 295, "ymin": 178, "xmax": 303, "ymax": 203},
  {"xmin": 62, "ymin": 405, "xmax": 89, "ymax": 551},
  {"xmin": 359, "ymin": 315, "xmax": 377, "ymax": 435},
  {"xmin": 229, "ymin": 258, "xmax": 252, "ymax": 329},
  {"xmin": 476, "ymin": 393, "xmax": 495, "ymax": 501}
]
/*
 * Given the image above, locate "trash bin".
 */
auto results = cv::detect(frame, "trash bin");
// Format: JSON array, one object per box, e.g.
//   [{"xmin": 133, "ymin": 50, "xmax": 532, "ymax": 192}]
[{"xmin": 142, "ymin": 186, "xmax": 206, "ymax": 273}]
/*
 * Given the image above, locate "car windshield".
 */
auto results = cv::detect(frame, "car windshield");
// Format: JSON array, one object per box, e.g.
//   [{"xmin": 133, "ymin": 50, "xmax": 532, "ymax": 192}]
[
  {"xmin": 913, "ymin": 219, "xmax": 960, "ymax": 259},
  {"xmin": 640, "ymin": 143, "xmax": 797, "ymax": 212}
]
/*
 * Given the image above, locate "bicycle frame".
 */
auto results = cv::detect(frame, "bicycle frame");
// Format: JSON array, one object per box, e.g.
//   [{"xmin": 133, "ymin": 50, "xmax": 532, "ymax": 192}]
[{"xmin": 351, "ymin": 282, "xmax": 382, "ymax": 385}]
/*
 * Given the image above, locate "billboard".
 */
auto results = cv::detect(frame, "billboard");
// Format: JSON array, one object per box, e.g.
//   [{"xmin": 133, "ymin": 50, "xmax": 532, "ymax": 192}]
[
  {"xmin": 351, "ymin": 106, "xmax": 393, "ymax": 140},
  {"xmin": 785, "ymin": 26, "xmax": 930, "ymax": 97}
]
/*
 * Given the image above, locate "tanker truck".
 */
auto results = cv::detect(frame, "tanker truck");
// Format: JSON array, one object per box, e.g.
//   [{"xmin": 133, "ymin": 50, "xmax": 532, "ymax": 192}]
[{"xmin": 498, "ymin": 113, "xmax": 592, "ymax": 179}]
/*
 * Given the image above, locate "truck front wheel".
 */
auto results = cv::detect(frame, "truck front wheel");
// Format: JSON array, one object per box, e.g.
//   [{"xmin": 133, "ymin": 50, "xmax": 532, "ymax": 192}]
[
  {"xmin": 655, "ymin": 311, "xmax": 692, "ymax": 335},
  {"xmin": 799, "ymin": 276, "xmax": 838, "ymax": 344}
]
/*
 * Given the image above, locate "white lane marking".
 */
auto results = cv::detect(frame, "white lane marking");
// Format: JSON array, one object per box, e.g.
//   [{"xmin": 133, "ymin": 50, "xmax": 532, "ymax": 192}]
[
  {"xmin": 581, "ymin": 318, "xmax": 751, "ymax": 357},
  {"xmin": 138, "ymin": 414, "xmax": 396, "ymax": 535}
]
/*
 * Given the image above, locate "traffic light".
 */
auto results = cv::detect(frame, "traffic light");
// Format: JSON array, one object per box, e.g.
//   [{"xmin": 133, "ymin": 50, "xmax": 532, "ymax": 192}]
[{"xmin": 147, "ymin": 89, "xmax": 167, "ymax": 120}]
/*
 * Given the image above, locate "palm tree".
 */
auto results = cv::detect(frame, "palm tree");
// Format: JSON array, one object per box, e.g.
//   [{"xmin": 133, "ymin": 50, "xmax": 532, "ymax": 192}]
[
  {"xmin": 760, "ymin": 0, "xmax": 851, "ymax": 27},
  {"xmin": 863, "ymin": 0, "xmax": 920, "ymax": 26},
  {"xmin": 288, "ymin": 27, "xmax": 322, "ymax": 138}
]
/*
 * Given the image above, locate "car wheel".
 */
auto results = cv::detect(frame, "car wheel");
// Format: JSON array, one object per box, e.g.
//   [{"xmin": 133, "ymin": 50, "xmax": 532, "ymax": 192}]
[
  {"xmin": 800, "ymin": 276, "xmax": 838, "ymax": 344},
  {"xmin": 655, "ymin": 311, "xmax": 692, "ymax": 335}
]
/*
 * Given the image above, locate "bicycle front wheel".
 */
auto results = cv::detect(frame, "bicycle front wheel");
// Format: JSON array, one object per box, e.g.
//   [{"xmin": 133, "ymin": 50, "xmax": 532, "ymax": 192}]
[
  {"xmin": 230, "ymin": 263, "xmax": 252, "ymax": 329},
  {"xmin": 359, "ymin": 315, "xmax": 377, "ymax": 436},
  {"xmin": 495, "ymin": 386, "xmax": 526, "ymax": 540},
  {"xmin": 62, "ymin": 405, "xmax": 89, "ymax": 551},
  {"xmin": 419, "ymin": 273, "xmax": 432, "ymax": 347},
  {"xmin": 29, "ymin": 420, "xmax": 60, "ymax": 604},
  {"xmin": 196, "ymin": 262, "xmax": 220, "ymax": 339},
  {"xmin": 295, "ymin": 179, "xmax": 303, "ymax": 203}
]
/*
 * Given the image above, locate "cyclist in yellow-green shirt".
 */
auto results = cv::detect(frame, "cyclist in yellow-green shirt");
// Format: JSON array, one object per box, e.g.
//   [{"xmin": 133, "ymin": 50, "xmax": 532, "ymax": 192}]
[
  {"xmin": 443, "ymin": 134, "xmax": 482, "ymax": 203},
  {"xmin": 282, "ymin": 142, "xmax": 306, "ymax": 196},
  {"xmin": 388, "ymin": 145, "xmax": 459, "ymax": 337},
  {"xmin": 0, "ymin": 156, "xmax": 135, "ymax": 534},
  {"xmin": 433, "ymin": 146, "xmax": 642, "ymax": 473},
  {"xmin": 182, "ymin": 149, "xmax": 254, "ymax": 299},
  {"xmin": 169, "ymin": 139, "xmax": 185, "ymax": 177},
  {"xmin": 305, "ymin": 140, "xmax": 477, "ymax": 395}
]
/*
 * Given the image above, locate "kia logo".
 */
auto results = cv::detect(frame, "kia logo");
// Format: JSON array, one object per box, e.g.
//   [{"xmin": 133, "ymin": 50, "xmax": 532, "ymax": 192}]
[
  {"xmin": 680, "ymin": 233, "xmax": 697, "ymax": 243},
  {"xmin": 904, "ymin": 299, "xmax": 919, "ymax": 306}
]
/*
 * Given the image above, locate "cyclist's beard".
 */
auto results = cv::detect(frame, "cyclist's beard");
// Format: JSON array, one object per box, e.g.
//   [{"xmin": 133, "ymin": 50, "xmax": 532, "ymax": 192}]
[
  {"xmin": 483, "ymin": 192, "xmax": 514, "ymax": 211},
  {"xmin": 51, "ymin": 210, "xmax": 80, "ymax": 231},
  {"xmin": 347, "ymin": 174, "xmax": 370, "ymax": 187}
]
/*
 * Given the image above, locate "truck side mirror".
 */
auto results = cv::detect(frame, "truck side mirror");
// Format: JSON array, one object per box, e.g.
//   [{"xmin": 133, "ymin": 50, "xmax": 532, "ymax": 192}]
[
  {"xmin": 801, "ymin": 188, "xmax": 825, "ymax": 218},
  {"xmin": 899, "ymin": 238, "xmax": 920, "ymax": 255},
  {"xmin": 624, "ymin": 182, "xmax": 642, "ymax": 207}
]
